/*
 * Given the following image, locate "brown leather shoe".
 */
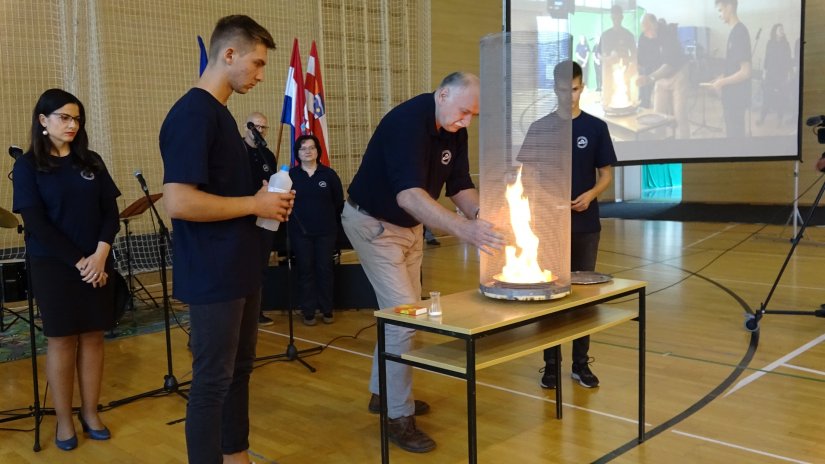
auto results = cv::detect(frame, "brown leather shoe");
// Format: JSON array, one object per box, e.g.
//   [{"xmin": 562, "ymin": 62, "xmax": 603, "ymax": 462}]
[
  {"xmin": 387, "ymin": 415, "xmax": 436, "ymax": 453},
  {"xmin": 368, "ymin": 393, "xmax": 430, "ymax": 415}
]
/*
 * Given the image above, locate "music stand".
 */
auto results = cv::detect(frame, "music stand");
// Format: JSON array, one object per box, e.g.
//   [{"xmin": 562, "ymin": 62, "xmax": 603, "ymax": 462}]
[{"xmin": 118, "ymin": 194, "xmax": 162, "ymax": 313}]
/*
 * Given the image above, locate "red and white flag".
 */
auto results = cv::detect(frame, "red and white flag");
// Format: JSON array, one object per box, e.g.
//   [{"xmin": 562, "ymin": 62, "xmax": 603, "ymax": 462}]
[
  {"xmin": 280, "ymin": 38, "xmax": 308, "ymax": 166},
  {"xmin": 305, "ymin": 41, "xmax": 330, "ymax": 166}
]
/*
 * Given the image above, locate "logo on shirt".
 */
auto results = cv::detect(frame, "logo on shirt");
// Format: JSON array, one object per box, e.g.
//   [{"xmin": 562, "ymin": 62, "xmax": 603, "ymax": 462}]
[
  {"xmin": 318, "ymin": 181, "xmax": 327, "ymax": 188},
  {"xmin": 441, "ymin": 150, "xmax": 452, "ymax": 165},
  {"xmin": 262, "ymin": 163, "xmax": 271, "ymax": 173},
  {"xmin": 80, "ymin": 169, "xmax": 95, "ymax": 181},
  {"xmin": 576, "ymin": 136, "xmax": 588, "ymax": 149}
]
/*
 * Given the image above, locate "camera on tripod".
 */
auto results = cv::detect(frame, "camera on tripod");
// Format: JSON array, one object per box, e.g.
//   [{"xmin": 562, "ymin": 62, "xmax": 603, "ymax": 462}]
[{"xmin": 805, "ymin": 114, "xmax": 825, "ymax": 144}]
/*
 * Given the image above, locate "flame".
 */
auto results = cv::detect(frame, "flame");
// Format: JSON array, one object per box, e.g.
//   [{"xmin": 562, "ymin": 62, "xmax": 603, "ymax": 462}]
[
  {"xmin": 609, "ymin": 60, "xmax": 631, "ymax": 108},
  {"xmin": 499, "ymin": 167, "xmax": 553, "ymax": 284}
]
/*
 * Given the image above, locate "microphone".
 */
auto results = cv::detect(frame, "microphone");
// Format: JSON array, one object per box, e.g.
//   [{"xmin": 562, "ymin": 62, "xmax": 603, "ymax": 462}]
[
  {"xmin": 806, "ymin": 115, "xmax": 825, "ymax": 126},
  {"xmin": 246, "ymin": 121, "xmax": 267, "ymax": 148},
  {"xmin": 134, "ymin": 169, "xmax": 149, "ymax": 193},
  {"xmin": 8, "ymin": 146, "xmax": 22, "ymax": 160}
]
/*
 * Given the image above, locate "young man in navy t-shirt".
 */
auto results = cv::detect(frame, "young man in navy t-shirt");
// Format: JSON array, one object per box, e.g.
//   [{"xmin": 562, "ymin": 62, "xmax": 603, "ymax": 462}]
[
  {"xmin": 710, "ymin": 0, "xmax": 752, "ymax": 137},
  {"xmin": 519, "ymin": 60, "xmax": 617, "ymax": 390},
  {"xmin": 159, "ymin": 15, "xmax": 293, "ymax": 464}
]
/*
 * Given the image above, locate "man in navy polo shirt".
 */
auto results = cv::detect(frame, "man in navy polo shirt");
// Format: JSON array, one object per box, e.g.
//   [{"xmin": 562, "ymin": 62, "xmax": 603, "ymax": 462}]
[
  {"xmin": 342, "ymin": 72, "xmax": 504, "ymax": 453},
  {"xmin": 159, "ymin": 15, "xmax": 294, "ymax": 464}
]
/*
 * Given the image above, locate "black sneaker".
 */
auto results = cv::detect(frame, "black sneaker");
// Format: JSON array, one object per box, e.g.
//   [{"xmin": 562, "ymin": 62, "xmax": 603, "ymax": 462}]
[
  {"xmin": 571, "ymin": 358, "xmax": 600, "ymax": 388},
  {"xmin": 538, "ymin": 365, "xmax": 557, "ymax": 389},
  {"xmin": 258, "ymin": 313, "xmax": 274, "ymax": 327}
]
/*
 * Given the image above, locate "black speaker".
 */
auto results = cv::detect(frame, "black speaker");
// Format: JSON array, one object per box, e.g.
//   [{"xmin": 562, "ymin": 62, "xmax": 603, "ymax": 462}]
[
  {"xmin": 0, "ymin": 259, "xmax": 27, "ymax": 302},
  {"xmin": 261, "ymin": 263, "xmax": 378, "ymax": 311}
]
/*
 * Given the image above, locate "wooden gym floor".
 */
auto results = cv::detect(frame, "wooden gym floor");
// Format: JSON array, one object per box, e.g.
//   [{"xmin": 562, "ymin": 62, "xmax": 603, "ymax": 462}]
[{"xmin": 1, "ymin": 218, "xmax": 824, "ymax": 463}]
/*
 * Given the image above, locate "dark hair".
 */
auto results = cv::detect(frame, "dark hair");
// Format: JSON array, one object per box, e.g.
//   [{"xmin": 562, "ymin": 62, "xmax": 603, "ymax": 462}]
[
  {"xmin": 208, "ymin": 15, "xmax": 276, "ymax": 61},
  {"xmin": 29, "ymin": 88, "xmax": 101, "ymax": 173},
  {"xmin": 770, "ymin": 23, "xmax": 785, "ymax": 42},
  {"xmin": 714, "ymin": 0, "xmax": 737, "ymax": 9},
  {"xmin": 293, "ymin": 134, "xmax": 322, "ymax": 161},
  {"xmin": 553, "ymin": 60, "xmax": 582, "ymax": 84}
]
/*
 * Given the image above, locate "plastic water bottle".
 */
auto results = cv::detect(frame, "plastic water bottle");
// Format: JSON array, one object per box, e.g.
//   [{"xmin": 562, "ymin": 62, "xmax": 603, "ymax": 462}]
[{"xmin": 256, "ymin": 165, "xmax": 292, "ymax": 231}]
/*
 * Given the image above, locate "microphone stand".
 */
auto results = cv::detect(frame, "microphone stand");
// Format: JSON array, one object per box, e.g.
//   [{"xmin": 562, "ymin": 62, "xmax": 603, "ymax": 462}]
[
  {"xmin": 255, "ymin": 222, "xmax": 322, "ymax": 371},
  {"xmin": 0, "ymin": 240, "xmax": 55, "ymax": 452},
  {"xmin": 109, "ymin": 179, "xmax": 189, "ymax": 407}
]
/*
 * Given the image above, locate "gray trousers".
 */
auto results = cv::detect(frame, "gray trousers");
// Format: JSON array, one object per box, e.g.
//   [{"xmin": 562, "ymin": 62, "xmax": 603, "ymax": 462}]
[{"xmin": 341, "ymin": 201, "xmax": 423, "ymax": 419}]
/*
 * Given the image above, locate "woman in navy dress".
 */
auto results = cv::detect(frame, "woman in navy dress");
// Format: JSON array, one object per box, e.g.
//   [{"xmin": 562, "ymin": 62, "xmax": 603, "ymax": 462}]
[{"xmin": 12, "ymin": 89, "xmax": 121, "ymax": 451}]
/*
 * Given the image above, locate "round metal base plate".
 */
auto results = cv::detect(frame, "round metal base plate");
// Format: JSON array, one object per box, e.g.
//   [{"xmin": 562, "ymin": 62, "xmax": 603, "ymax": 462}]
[{"xmin": 479, "ymin": 281, "xmax": 571, "ymax": 301}]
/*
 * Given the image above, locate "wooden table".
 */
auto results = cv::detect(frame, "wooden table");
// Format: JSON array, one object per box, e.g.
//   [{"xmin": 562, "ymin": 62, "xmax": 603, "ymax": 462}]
[{"xmin": 375, "ymin": 278, "xmax": 646, "ymax": 463}]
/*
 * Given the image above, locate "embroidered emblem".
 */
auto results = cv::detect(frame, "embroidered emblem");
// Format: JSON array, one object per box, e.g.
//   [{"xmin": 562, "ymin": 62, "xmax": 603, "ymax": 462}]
[{"xmin": 441, "ymin": 150, "xmax": 452, "ymax": 165}]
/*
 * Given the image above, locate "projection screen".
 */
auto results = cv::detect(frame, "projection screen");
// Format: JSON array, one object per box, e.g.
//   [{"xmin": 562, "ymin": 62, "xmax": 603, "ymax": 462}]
[{"xmin": 508, "ymin": 0, "xmax": 804, "ymax": 165}]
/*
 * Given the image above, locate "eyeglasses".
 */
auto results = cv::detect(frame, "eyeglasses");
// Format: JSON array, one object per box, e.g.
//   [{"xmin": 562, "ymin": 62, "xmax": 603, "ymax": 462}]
[
  {"xmin": 298, "ymin": 146, "xmax": 318, "ymax": 153},
  {"xmin": 251, "ymin": 124, "xmax": 268, "ymax": 132},
  {"xmin": 51, "ymin": 112, "xmax": 82, "ymax": 125}
]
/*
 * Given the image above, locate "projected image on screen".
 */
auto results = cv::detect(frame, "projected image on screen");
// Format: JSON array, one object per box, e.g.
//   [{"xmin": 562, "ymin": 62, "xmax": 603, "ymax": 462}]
[{"xmin": 510, "ymin": 0, "xmax": 803, "ymax": 164}]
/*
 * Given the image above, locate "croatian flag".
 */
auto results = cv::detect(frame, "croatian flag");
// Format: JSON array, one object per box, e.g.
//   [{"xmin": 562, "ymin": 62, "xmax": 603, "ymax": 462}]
[
  {"xmin": 305, "ymin": 41, "xmax": 330, "ymax": 166},
  {"xmin": 280, "ymin": 38, "xmax": 307, "ymax": 166},
  {"xmin": 197, "ymin": 35, "xmax": 208, "ymax": 76}
]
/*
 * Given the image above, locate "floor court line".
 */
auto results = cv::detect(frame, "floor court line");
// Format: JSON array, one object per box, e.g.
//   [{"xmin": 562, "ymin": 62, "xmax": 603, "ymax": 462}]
[
  {"xmin": 724, "ymin": 332, "xmax": 825, "ymax": 397},
  {"xmin": 670, "ymin": 430, "xmax": 811, "ymax": 464},
  {"xmin": 782, "ymin": 363, "xmax": 825, "ymax": 377}
]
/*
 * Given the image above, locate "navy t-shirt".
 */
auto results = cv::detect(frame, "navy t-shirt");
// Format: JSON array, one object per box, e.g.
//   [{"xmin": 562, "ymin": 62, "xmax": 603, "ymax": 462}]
[
  {"xmin": 723, "ymin": 22, "xmax": 752, "ymax": 106},
  {"xmin": 160, "ymin": 88, "xmax": 262, "ymax": 305},
  {"xmin": 347, "ymin": 93, "xmax": 475, "ymax": 228},
  {"xmin": 288, "ymin": 164, "xmax": 344, "ymax": 237},
  {"xmin": 13, "ymin": 152, "xmax": 121, "ymax": 258},
  {"xmin": 518, "ymin": 111, "xmax": 616, "ymax": 234}
]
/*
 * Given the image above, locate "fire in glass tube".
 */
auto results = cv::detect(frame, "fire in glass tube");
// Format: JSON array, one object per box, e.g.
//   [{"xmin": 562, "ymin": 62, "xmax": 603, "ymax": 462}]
[{"xmin": 497, "ymin": 167, "xmax": 554, "ymax": 284}]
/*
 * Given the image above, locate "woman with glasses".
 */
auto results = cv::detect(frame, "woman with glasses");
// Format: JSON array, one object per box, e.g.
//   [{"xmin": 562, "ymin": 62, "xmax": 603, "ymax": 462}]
[
  {"xmin": 12, "ymin": 88, "xmax": 121, "ymax": 451},
  {"xmin": 289, "ymin": 135, "xmax": 344, "ymax": 326}
]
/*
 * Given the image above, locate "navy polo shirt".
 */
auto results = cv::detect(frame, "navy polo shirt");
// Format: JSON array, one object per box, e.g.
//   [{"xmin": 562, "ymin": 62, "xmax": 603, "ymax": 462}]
[
  {"xmin": 518, "ymin": 111, "xmax": 616, "ymax": 234},
  {"xmin": 288, "ymin": 164, "xmax": 344, "ymax": 236},
  {"xmin": 13, "ymin": 152, "xmax": 121, "ymax": 257},
  {"xmin": 160, "ymin": 88, "xmax": 262, "ymax": 305},
  {"xmin": 347, "ymin": 93, "xmax": 475, "ymax": 228},
  {"xmin": 245, "ymin": 141, "xmax": 277, "ymax": 188}
]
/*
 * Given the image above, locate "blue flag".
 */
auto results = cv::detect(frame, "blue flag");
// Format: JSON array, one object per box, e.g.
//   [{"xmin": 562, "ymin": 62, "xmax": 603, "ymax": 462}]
[{"xmin": 198, "ymin": 35, "xmax": 208, "ymax": 76}]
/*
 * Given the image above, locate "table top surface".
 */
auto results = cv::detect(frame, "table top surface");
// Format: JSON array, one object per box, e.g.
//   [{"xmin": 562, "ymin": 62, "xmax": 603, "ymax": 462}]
[{"xmin": 375, "ymin": 278, "xmax": 645, "ymax": 335}]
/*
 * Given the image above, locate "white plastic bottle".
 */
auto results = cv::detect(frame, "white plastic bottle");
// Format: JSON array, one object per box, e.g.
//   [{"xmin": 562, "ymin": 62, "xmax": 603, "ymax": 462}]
[{"xmin": 256, "ymin": 165, "xmax": 292, "ymax": 231}]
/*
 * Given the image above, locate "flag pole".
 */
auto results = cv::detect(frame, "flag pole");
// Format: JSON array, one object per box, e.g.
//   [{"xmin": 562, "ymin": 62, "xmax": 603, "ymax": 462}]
[{"xmin": 274, "ymin": 122, "xmax": 285, "ymax": 166}]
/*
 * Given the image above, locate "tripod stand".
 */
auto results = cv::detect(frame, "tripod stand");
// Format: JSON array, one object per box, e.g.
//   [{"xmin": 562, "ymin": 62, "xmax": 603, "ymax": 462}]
[
  {"xmin": 746, "ymin": 173, "xmax": 825, "ymax": 332},
  {"xmin": 0, "ymin": 247, "xmax": 54, "ymax": 451},
  {"xmin": 109, "ymin": 182, "xmax": 188, "ymax": 407},
  {"xmin": 118, "ymin": 194, "xmax": 162, "ymax": 312},
  {"xmin": 256, "ymin": 225, "xmax": 322, "ymax": 372}
]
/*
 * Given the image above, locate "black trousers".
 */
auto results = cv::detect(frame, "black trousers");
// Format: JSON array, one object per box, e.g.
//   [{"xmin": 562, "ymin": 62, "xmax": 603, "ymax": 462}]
[
  {"xmin": 291, "ymin": 231, "xmax": 336, "ymax": 318},
  {"xmin": 186, "ymin": 291, "xmax": 260, "ymax": 463},
  {"xmin": 543, "ymin": 231, "xmax": 600, "ymax": 366}
]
